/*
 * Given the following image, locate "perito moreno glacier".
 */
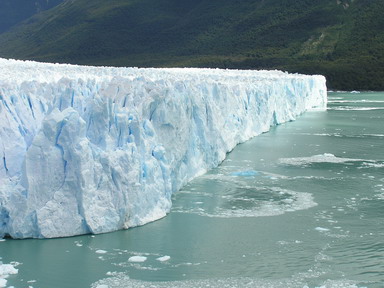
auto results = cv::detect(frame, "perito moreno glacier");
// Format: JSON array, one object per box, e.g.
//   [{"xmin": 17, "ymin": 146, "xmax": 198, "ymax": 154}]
[{"xmin": 0, "ymin": 58, "xmax": 327, "ymax": 238}]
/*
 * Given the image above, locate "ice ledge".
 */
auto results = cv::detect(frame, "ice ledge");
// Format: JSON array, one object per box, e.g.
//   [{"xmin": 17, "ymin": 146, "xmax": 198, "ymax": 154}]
[{"xmin": 0, "ymin": 59, "xmax": 327, "ymax": 238}]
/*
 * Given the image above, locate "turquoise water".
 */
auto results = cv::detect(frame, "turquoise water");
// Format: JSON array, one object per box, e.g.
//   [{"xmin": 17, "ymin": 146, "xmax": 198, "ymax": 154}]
[{"xmin": 1, "ymin": 92, "xmax": 384, "ymax": 288}]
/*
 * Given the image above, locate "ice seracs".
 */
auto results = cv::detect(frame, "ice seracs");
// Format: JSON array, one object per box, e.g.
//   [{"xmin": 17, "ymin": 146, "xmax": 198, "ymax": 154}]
[{"xmin": 0, "ymin": 58, "xmax": 327, "ymax": 238}]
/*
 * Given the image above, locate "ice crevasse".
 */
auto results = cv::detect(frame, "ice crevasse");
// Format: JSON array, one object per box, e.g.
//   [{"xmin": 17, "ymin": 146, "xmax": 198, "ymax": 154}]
[{"xmin": 0, "ymin": 58, "xmax": 327, "ymax": 238}]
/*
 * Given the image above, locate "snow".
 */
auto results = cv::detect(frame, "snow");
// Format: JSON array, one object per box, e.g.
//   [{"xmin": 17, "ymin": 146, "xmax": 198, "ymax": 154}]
[{"xmin": 0, "ymin": 58, "xmax": 327, "ymax": 238}]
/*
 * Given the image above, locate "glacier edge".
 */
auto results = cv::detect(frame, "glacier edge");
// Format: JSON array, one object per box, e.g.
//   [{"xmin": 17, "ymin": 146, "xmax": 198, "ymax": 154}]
[{"xmin": 0, "ymin": 58, "xmax": 327, "ymax": 238}]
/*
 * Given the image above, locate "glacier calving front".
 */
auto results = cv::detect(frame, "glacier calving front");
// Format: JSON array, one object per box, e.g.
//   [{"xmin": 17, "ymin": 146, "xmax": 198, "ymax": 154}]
[{"xmin": 0, "ymin": 59, "xmax": 327, "ymax": 238}]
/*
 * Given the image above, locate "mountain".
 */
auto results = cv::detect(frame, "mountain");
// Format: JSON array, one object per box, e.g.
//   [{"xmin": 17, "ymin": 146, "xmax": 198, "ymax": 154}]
[
  {"xmin": 0, "ymin": 0, "xmax": 383, "ymax": 90},
  {"xmin": 0, "ymin": 0, "xmax": 64, "ymax": 33}
]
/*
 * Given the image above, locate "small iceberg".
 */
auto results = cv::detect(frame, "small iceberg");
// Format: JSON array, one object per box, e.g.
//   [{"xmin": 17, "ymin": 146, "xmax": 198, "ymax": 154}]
[
  {"xmin": 315, "ymin": 227, "xmax": 330, "ymax": 232},
  {"xmin": 156, "ymin": 255, "xmax": 171, "ymax": 262},
  {"xmin": 230, "ymin": 170, "xmax": 259, "ymax": 177},
  {"xmin": 128, "ymin": 256, "xmax": 147, "ymax": 263}
]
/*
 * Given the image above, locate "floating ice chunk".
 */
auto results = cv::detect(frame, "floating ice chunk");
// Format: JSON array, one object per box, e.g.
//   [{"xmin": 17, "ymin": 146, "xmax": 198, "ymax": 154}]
[
  {"xmin": 279, "ymin": 153, "xmax": 371, "ymax": 166},
  {"xmin": 230, "ymin": 170, "xmax": 259, "ymax": 177},
  {"xmin": 0, "ymin": 263, "xmax": 18, "ymax": 288},
  {"xmin": 156, "ymin": 255, "xmax": 171, "ymax": 262},
  {"xmin": 106, "ymin": 271, "xmax": 121, "ymax": 276},
  {"xmin": 128, "ymin": 256, "xmax": 147, "ymax": 263},
  {"xmin": 315, "ymin": 227, "xmax": 330, "ymax": 232},
  {"xmin": 91, "ymin": 274, "xmax": 362, "ymax": 288},
  {"xmin": 361, "ymin": 162, "xmax": 384, "ymax": 168},
  {"xmin": 96, "ymin": 250, "xmax": 108, "ymax": 254},
  {"xmin": 327, "ymin": 102, "xmax": 384, "ymax": 110},
  {"xmin": 0, "ymin": 263, "xmax": 18, "ymax": 276},
  {"xmin": 95, "ymin": 285, "xmax": 109, "ymax": 288}
]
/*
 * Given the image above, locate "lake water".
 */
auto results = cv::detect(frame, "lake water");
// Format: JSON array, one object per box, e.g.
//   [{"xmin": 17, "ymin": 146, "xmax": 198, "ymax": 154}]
[{"xmin": 1, "ymin": 92, "xmax": 384, "ymax": 288}]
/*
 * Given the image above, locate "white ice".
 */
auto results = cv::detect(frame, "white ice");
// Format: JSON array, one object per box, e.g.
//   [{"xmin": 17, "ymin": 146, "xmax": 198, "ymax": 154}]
[
  {"xmin": 0, "ymin": 263, "xmax": 18, "ymax": 288},
  {"xmin": 315, "ymin": 227, "xmax": 331, "ymax": 232},
  {"xmin": 128, "ymin": 256, "xmax": 147, "ymax": 263},
  {"xmin": 156, "ymin": 255, "xmax": 171, "ymax": 262},
  {"xmin": 91, "ymin": 275, "xmax": 362, "ymax": 288},
  {"xmin": 279, "ymin": 153, "xmax": 371, "ymax": 166},
  {"xmin": 0, "ymin": 58, "xmax": 327, "ymax": 238}
]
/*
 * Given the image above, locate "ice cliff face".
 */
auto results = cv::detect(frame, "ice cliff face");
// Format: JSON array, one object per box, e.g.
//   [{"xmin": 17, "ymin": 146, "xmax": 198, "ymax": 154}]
[{"xmin": 0, "ymin": 58, "xmax": 327, "ymax": 238}]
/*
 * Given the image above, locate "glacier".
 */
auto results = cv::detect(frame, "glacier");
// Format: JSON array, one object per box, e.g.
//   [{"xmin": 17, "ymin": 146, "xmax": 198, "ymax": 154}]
[{"xmin": 0, "ymin": 58, "xmax": 327, "ymax": 238}]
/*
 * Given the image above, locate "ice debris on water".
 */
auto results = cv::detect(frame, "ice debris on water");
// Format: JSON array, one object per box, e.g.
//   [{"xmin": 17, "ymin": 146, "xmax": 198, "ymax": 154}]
[
  {"xmin": 91, "ymin": 275, "xmax": 364, "ymax": 288},
  {"xmin": 230, "ymin": 170, "xmax": 259, "ymax": 177},
  {"xmin": 156, "ymin": 255, "xmax": 171, "ymax": 262},
  {"xmin": 128, "ymin": 256, "xmax": 147, "ymax": 263},
  {"xmin": 0, "ymin": 58, "xmax": 327, "ymax": 238},
  {"xmin": 0, "ymin": 262, "xmax": 18, "ymax": 288},
  {"xmin": 315, "ymin": 227, "xmax": 330, "ymax": 232}
]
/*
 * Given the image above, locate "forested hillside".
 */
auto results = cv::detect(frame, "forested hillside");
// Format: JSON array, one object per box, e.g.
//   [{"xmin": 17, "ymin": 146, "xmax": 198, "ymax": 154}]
[
  {"xmin": 0, "ymin": 0, "xmax": 64, "ymax": 33},
  {"xmin": 0, "ymin": 0, "xmax": 383, "ymax": 90}
]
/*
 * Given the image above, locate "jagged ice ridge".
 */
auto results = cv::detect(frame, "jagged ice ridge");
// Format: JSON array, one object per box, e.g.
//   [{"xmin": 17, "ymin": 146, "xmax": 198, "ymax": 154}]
[{"xmin": 0, "ymin": 58, "xmax": 327, "ymax": 238}]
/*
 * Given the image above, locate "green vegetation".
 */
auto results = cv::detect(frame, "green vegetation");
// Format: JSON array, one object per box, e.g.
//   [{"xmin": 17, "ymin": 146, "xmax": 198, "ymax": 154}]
[
  {"xmin": 0, "ymin": 0, "xmax": 383, "ymax": 90},
  {"xmin": 0, "ymin": 0, "xmax": 64, "ymax": 33}
]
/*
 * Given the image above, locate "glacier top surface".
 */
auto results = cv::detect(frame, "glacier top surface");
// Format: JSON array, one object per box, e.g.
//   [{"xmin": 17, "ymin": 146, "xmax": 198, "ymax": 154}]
[{"xmin": 0, "ymin": 58, "xmax": 323, "ymax": 84}]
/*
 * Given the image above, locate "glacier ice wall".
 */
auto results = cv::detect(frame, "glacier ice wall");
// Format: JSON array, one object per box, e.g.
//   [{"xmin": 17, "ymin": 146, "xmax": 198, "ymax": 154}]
[{"xmin": 0, "ymin": 58, "xmax": 327, "ymax": 238}]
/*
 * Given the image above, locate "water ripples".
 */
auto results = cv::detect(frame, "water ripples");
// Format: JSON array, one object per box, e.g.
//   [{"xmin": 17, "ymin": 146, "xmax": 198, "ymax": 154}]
[{"xmin": 172, "ymin": 174, "xmax": 317, "ymax": 218}]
